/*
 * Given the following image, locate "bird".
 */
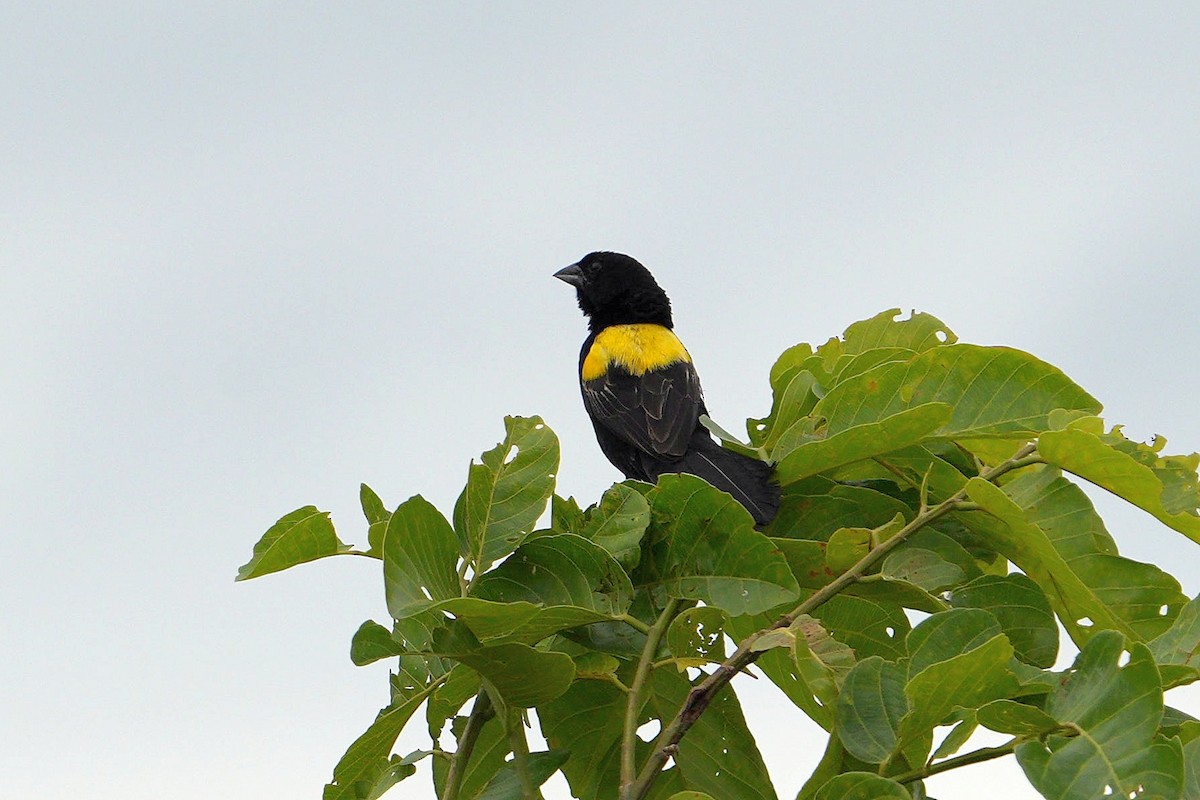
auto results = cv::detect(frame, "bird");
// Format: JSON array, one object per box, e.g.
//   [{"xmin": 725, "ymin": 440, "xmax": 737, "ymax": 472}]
[{"xmin": 554, "ymin": 251, "xmax": 780, "ymax": 527}]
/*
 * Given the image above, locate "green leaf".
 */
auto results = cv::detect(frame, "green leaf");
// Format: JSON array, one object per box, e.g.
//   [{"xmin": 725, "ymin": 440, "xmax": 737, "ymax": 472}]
[
  {"xmin": 748, "ymin": 343, "xmax": 821, "ymax": 449},
  {"xmin": 773, "ymin": 403, "xmax": 953, "ymax": 485},
  {"xmin": 824, "ymin": 527, "xmax": 872, "ymax": 573},
  {"xmin": 360, "ymin": 483, "xmax": 390, "ymax": 557},
  {"xmin": 1015, "ymin": 632, "xmax": 1181, "ymax": 800},
  {"xmin": 383, "ymin": 495, "xmax": 461, "ymax": 620},
  {"xmin": 664, "ymin": 794, "xmax": 717, "ymax": 800},
  {"xmin": 572, "ymin": 651, "xmax": 621, "ymax": 679},
  {"xmin": 813, "ymin": 594, "xmax": 910, "ymax": 661},
  {"xmin": 322, "ymin": 680, "xmax": 441, "ymax": 800},
  {"xmin": 964, "ymin": 478, "xmax": 1136, "ymax": 645},
  {"xmin": 428, "ymin": 598, "xmax": 614, "ymax": 647},
  {"xmin": 930, "ymin": 711, "xmax": 977, "ymax": 760},
  {"xmin": 728, "ymin": 611, "xmax": 832, "ymax": 729},
  {"xmin": 433, "ymin": 714, "xmax": 510, "ymax": 800},
  {"xmin": 474, "ymin": 749, "xmax": 570, "ymax": 800},
  {"xmin": 835, "ymin": 657, "xmax": 908, "ymax": 764},
  {"xmin": 815, "ymin": 344, "xmax": 1100, "ymax": 440},
  {"xmin": 976, "ymin": 699, "xmax": 1060, "ymax": 736},
  {"xmin": 350, "ymin": 620, "xmax": 406, "ymax": 666},
  {"xmin": 900, "ymin": 610, "xmax": 1020, "ymax": 744},
  {"xmin": 950, "ymin": 574, "xmax": 1059, "ymax": 667},
  {"xmin": 839, "ymin": 308, "xmax": 957, "ymax": 354},
  {"xmin": 638, "ymin": 474, "xmax": 800, "ymax": 615},
  {"xmin": 881, "ymin": 547, "xmax": 964, "ymax": 593},
  {"xmin": 538, "ymin": 679, "xmax": 626, "ymax": 800},
  {"xmin": 236, "ymin": 505, "xmax": 351, "ymax": 580},
  {"xmin": 359, "ymin": 756, "xmax": 415, "ymax": 800},
  {"xmin": 426, "ymin": 664, "xmax": 480, "ymax": 739},
  {"xmin": 551, "ymin": 494, "xmax": 585, "ymax": 533},
  {"xmin": 430, "ymin": 623, "xmax": 575, "ymax": 708},
  {"xmin": 812, "ymin": 771, "xmax": 910, "ymax": 799},
  {"xmin": 667, "ymin": 606, "xmax": 730, "ymax": 667},
  {"xmin": 647, "ymin": 670, "xmax": 778, "ymax": 800},
  {"xmin": 768, "ymin": 477, "xmax": 912, "ymax": 542},
  {"xmin": 575, "ymin": 482, "xmax": 652, "ymax": 568},
  {"xmin": 1150, "ymin": 594, "xmax": 1200, "ymax": 670},
  {"xmin": 1003, "ymin": 466, "xmax": 1187, "ymax": 641},
  {"xmin": 453, "ymin": 415, "xmax": 560, "ymax": 572},
  {"xmin": 473, "ymin": 533, "xmax": 633, "ymax": 615},
  {"xmin": 1039, "ymin": 426, "xmax": 1200, "ymax": 545},
  {"xmin": 792, "ymin": 614, "xmax": 856, "ymax": 713}
]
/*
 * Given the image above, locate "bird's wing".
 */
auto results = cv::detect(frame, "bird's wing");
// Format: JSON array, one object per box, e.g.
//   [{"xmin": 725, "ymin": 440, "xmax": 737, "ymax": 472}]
[{"xmin": 582, "ymin": 360, "xmax": 704, "ymax": 459}]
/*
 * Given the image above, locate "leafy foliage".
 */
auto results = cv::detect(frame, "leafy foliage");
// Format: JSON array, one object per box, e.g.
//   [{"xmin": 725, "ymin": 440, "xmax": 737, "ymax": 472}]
[{"xmin": 240, "ymin": 310, "xmax": 1200, "ymax": 800}]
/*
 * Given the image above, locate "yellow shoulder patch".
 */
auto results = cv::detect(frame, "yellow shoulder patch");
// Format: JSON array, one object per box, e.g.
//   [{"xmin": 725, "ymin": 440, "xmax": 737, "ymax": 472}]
[{"xmin": 582, "ymin": 324, "xmax": 691, "ymax": 381}]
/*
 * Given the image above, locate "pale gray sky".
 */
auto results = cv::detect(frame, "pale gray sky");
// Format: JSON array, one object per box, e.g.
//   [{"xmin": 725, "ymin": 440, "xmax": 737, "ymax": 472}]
[{"xmin": 3, "ymin": 4, "xmax": 1199, "ymax": 799}]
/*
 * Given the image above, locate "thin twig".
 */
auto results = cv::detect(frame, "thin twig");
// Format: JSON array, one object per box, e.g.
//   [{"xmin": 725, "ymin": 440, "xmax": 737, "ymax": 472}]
[
  {"xmin": 891, "ymin": 738, "xmax": 1023, "ymax": 783},
  {"xmin": 440, "ymin": 689, "xmax": 494, "ymax": 800},
  {"xmin": 620, "ymin": 598, "xmax": 680, "ymax": 797}
]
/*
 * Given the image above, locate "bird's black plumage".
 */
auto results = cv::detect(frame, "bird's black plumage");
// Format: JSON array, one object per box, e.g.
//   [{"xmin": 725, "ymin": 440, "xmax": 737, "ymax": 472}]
[{"xmin": 555, "ymin": 251, "xmax": 780, "ymax": 527}]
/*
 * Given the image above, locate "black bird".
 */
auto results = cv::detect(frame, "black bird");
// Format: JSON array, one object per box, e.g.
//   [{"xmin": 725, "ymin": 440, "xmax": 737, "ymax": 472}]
[{"xmin": 554, "ymin": 251, "xmax": 780, "ymax": 527}]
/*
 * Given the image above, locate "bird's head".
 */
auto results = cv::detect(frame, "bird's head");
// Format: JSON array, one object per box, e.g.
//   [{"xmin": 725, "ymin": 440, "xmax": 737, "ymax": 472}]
[{"xmin": 554, "ymin": 251, "xmax": 674, "ymax": 332}]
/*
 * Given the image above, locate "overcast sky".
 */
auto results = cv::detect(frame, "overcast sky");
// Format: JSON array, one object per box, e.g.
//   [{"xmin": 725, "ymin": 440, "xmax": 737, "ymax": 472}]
[{"xmin": 3, "ymin": 4, "xmax": 1199, "ymax": 799}]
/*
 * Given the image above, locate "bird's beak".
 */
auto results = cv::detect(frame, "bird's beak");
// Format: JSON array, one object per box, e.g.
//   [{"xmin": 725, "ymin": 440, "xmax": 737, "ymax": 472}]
[{"xmin": 553, "ymin": 262, "xmax": 584, "ymax": 287}]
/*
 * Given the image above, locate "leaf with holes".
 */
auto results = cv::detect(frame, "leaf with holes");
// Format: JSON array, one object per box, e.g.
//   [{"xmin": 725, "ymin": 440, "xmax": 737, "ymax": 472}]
[
  {"xmin": 1015, "ymin": 632, "xmax": 1181, "ymax": 800},
  {"xmin": 574, "ymin": 481, "xmax": 652, "ymax": 567},
  {"xmin": 792, "ymin": 614, "xmax": 856, "ymax": 715},
  {"xmin": 667, "ymin": 606, "xmax": 729, "ymax": 668},
  {"xmin": 453, "ymin": 415, "xmax": 559, "ymax": 572},
  {"xmin": 1004, "ymin": 466, "xmax": 1187, "ymax": 641},
  {"xmin": 964, "ymin": 478, "xmax": 1135, "ymax": 646},
  {"xmin": 813, "ymin": 594, "xmax": 910, "ymax": 662},
  {"xmin": 1040, "ymin": 425, "xmax": 1200, "ymax": 545},
  {"xmin": 814, "ymin": 344, "xmax": 1099, "ymax": 441},
  {"xmin": 237, "ymin": 506, "xmax": 352, "ymax": 580},
  {"xmin": 1150, "ymin": 594, "xmax": 1200, "ymax": 671}
]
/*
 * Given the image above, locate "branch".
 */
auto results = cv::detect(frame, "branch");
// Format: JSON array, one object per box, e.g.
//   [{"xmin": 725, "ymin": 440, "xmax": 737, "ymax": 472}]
[
  {"xmin": 625, "ymin": 443, "xmax": 1039, "ymax": 800},
  {"xmin": 440, "ymin": 689, "xmax": 494, "ymax": 800},
  {"xmin": 620, "ymin": 598, "xmax": 680, "ymax": 797}
]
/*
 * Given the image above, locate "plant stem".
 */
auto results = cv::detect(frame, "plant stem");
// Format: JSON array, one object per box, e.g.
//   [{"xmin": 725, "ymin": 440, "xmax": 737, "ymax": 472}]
[
  {"xmin": 618, "ymin": 613, "xmax": 653, "ymax": 635},
  {"xmin": 625, "ymin": 444, "xmax": 1038, "ymax": 800},
  {"xmin": 440, "ymin": 689, "xmax": 494, "ymax": 800},
  {"xmin": 620, "ymin": 598, "xmax": 680, "ymax": 798},
  {"xmin": 892, "ymin": 738, "xmax": 1022, "ymax": 783}
]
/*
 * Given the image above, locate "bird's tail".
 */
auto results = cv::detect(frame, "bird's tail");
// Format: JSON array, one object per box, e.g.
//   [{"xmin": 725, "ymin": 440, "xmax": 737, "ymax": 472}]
[{"xmin": 649, "ymin": 433, "xmax": 780, "ymax": 528}]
